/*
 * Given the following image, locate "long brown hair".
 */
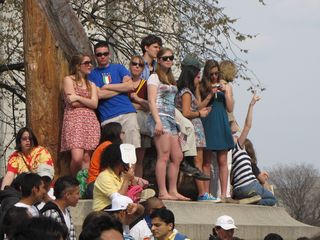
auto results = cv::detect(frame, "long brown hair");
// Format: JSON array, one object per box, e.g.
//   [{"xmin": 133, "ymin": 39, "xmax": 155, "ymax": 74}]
[
  {"xmin": 155, "ymin": 48, "xmax": 175, "ymax": 85},
  {"xmin": 244, "ymin": 138, "xmax": 257, "ymax": 164},
  {"xmin": 69, "ymin": 54, "xmax": 92, "ymax": 95},
  {"xmin": 199, "ymin": 59, "xmax": 220, "ymax": 100}
]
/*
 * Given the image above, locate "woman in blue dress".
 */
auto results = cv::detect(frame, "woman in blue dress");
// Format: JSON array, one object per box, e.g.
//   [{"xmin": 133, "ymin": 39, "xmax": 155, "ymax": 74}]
[{"xmin": 198, "ymin": 60, "xmax": 234, "ymax": 200}]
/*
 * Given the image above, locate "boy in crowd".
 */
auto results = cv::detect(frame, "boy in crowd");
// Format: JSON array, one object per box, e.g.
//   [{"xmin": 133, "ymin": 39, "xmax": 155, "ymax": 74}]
[
  {"xmin": 14, "ymin": 173, "xmax": 47, "ymax": 216},
  {"xmin": 41, "ymin": 176, "xmax": 80, "ymax": 240}
]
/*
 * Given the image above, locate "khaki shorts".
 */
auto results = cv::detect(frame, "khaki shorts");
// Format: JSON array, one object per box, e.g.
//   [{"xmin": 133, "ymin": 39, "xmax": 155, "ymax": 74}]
[{"xmin": 101, "ymin": 112, "xmax": 141, "ymax": 148}]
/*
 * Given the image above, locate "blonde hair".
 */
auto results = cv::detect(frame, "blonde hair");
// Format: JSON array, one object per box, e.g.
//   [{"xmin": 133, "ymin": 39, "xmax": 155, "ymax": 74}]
[
  {"xmin": 219, "ymin": 60, "xmax": 237, "ymax": 82},
  {"xmin": 69, "ymin": 54, "xmax": 92, "ymax": 95},
  {"xmin": 156, "ymin": 48, "xmax": 175, "ymax": 85}
]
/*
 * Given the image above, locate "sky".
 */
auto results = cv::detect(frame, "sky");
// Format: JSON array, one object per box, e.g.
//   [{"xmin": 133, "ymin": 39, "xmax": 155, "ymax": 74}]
[{"xmin": 221, "ymin": 0, "xmax": 320, "ymax": 170}]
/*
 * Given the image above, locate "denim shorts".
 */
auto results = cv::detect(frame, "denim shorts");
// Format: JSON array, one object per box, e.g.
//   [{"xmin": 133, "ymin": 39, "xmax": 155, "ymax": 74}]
[{"xmin": 147, "ymin": 114, "xmax": 179, "ymax": 136}]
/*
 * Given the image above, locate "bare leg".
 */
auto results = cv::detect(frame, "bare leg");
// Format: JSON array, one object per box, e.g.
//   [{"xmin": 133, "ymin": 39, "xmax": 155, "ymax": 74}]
[
  {"xmin": 154, "ymin": 134, "xmax": 176, "ymax": 200},
  {"xmin": 134, "ymin": 148, "xmax": 145, "ymax": 178},
  {"xmin": 70, "ymin": 148, "xmax": 84, "ymax": 176},
  {"xmin": 217, "ymin": 150, "xmax": 228, "ymax": 198},
  {"xmin": 168, "ymin": 135, "xmax": 190, "ymax": 201},
  {"xmin": 194, "ymin": 148, "xmax": 206, "ymax": 196},
  {"xmin": 203, "ymin": 150, "xmax": 213, "ymax": 192},
  {"xmin": 82, "ymin": 150, "xmax": 92, "ymax": 170}
]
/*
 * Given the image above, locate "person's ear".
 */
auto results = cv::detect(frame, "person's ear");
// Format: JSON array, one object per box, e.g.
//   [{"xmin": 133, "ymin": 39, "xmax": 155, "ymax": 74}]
[{"xmin": 169, "ymin": 223, "xmax": 173, "ymax": 231}]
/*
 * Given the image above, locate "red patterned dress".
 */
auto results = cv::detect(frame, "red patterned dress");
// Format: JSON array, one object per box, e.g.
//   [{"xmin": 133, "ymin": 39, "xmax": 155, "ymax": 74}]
[{"xmin": 60, "ymin": 84, "xmax": 100, "ymax": 152}]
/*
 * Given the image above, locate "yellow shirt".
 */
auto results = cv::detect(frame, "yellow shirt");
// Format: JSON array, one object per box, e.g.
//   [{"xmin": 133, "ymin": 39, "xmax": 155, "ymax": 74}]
[
  {"xmin": 167, "ymin": 232, "xmax": 190, "ymax": 240},
  {"xmin": 92, "ymin": 168, "xmax": 124, "ymax": 211}
]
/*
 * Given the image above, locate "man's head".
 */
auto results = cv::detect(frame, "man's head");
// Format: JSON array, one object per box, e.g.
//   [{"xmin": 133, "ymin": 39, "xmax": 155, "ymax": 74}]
[
  {"xmin": 54, "ymin": 176, "xmax": 80, "ymax": 207},
  {"xmin": 80, "ymin": 211, "xmax": 123, "ymax": 240},
  {"xmin": 145, "ymin": 196, "xmax": 165, "ymax": 215},
  {"xmin": 150, "ymin": 208, "xmax": 175, "ymax": 240},
  {"xmin": 94, "ymin": 41, "xmax": 111, "ymax": 67},
  {"xmin": 106, "ymin": 194, "xmax": 133, "ymax": 224},
  {"xmin": 36, "ymin": 163, "xmax": 54, "ymax": 191},
  {"xmin": 214, "ymin": 215, "xmax": 237, "ymax": 240},
  {"xmin": 140, "ymin": 34, "xmax": 162, "ymax": 59},
  {"xmin": 20, "ymin": 173, "xmax": 46, "ymax": 203}
]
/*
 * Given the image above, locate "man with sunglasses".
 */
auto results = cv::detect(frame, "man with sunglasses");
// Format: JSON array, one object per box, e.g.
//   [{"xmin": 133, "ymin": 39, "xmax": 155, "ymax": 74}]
[{"xmin": 89, "ymin": 41, "xmax": 141, "ymax": 150}]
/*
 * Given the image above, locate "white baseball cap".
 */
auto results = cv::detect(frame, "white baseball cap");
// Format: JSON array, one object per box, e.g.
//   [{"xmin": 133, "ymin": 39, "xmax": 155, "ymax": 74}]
[
  {"xmin": 215, "ymin": 215, "xmax": 237, "ymax": 230},
  {"xmin": 105, "ymin": 194, "xmax": 133, "ymax": 212},
  {"xmin": 36, "ymin": 163, "xmax": 54, "ymax": 180}
]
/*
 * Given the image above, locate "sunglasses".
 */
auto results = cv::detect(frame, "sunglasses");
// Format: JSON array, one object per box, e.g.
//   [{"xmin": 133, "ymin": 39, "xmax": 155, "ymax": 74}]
[
  {"xmin": 81, "ymin": 60, "xmax": 92, "ymax": 66},
  {"xmin": 160, "ymin": 55, "xmax": 174, "ymax": 61},
  {"xmin": 130, "ymin": 61, "xmax": 144, "ymax": 67},
  {"xmin": 95, "ymin": 52, "xmax": 109, "ymax": 57}
]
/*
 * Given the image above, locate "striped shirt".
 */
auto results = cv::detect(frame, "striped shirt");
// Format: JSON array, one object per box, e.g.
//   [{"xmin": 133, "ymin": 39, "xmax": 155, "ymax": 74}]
[{"xmin": 231, "ymin": 141, "xmax": 257, "ymax": 190}]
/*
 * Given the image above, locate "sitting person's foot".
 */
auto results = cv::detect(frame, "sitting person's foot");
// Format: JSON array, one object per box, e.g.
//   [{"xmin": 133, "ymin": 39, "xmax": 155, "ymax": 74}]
[{"xmin": 180, "ymin": 161, "xmax": 211, "ymax": 180}]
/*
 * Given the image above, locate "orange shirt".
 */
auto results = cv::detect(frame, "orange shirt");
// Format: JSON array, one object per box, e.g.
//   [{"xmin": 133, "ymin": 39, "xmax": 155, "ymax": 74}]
[{"xmin": 87, "ymin": 141, "xmax": 112, "ymax": 183}]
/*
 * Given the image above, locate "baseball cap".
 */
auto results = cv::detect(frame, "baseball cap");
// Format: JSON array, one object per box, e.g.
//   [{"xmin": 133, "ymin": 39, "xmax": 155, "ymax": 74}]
[
  {"xmin": 181, "ymin": 54, "xmax": 202, "ymax": 70},
  {"xmin": 36, "ymin": 163, "xmax": 54, "ymax": 180},
  {"xmin": 215, "ymin": 215, "xmax": 237, "ymax": 230},
  {"xmin": 105, "ymin": 194, "xmax": 133, "ymax": 212}
]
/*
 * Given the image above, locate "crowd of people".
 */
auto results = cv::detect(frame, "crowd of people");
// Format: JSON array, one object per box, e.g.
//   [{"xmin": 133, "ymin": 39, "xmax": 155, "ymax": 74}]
[{"xmin": 0, "ymin": 34, "xmax": 282, "ymax": 239}]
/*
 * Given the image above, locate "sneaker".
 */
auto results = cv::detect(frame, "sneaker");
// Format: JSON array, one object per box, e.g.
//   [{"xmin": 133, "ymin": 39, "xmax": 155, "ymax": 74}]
[
  {"xmin": 238, "ymin": 195, "xmax": 261, "ymax": 204},
  {"xmin": 197, "ymin": 192, "xmax": 221, "ymax": 202}
]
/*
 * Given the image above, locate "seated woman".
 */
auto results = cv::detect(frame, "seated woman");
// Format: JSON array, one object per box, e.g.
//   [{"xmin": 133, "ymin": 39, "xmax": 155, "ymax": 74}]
[
  {"xmin": 1, "ymin": 127, "xmax": 53, "ymax": 190},
  {"xmin": 85, "ymin": 122, "xmax": 124, "ymax": 198},
  {"xmin": 231, "ymin": 95, "xmax": 276, "ymax": 206},
  {"xmin": 92, "ymin": 143, "xmax": 142, "ymax": 211}
]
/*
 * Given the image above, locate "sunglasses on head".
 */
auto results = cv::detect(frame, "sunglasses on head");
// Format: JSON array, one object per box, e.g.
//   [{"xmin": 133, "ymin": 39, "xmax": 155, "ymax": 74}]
[
  {"xmin": 130, "ymin": 61, "xmax": 144, "ymax": 67},
  {"xmin": 161, "ymin": 55, "xmax": 174, "ymax": 61},
  {"xmin": 81, "ymin": 60, "xmax": 92, "ymax": 66},
  {"xmin": 95, "ymin": 52, "xmax": 109, "ymax": 57}
]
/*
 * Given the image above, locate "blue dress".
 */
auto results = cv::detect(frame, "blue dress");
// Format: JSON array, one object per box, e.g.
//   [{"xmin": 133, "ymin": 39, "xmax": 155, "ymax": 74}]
[{"xmin": 201, "ymin": 91, "xmax": 234, "ymax": 151}]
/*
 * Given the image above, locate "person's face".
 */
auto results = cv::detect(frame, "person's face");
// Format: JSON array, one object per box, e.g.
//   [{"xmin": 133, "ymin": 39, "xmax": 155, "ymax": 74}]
[
  {"xmin": 66, "ymin": 186, "xmax": 80, "ymax": 207},
  {"xmin": 209, "ymin": 66, "xmax": 219, "ymax": 83},
  {"xmin": 151, "ymin": 217, "xmax": 173, "ymax": 240},
  {"xmin": 20, "ymin": 131, "xmax": 32, "ymax": 153},
  {"xmin": 130, "ymin": 57, "xmax": 144, "ymax": 78},
  {"xmin": 120, "ymin": 129, "xmax": 125, "ymax": 142},
  {"xmin": 34, "ymin": 181, "xmax": 47, "ymax": 202},
  {"xmin": 79, "ymin": 56, "xmax": 92, "ymax": 75},
  {"xmin": 95, "ymin": 46, "xmax": 110, "ymax": 66},
  {"xmin": 145, "ymin": 43, "xmax": 161, "ymax": 59},
  {"xmin": 193, "ymin": 72, "xmax": 201, "ymax": 86},
  {"xmin": 100, "ymin": 229, "xmax": 123, "ymax": 240},
  {"xmin": 158, "ymin": 51, "xmax": 174, "ymax": 70},
  {"xmin": 216, "ymin": 227, "xmax": 234, "ymax": 240}
]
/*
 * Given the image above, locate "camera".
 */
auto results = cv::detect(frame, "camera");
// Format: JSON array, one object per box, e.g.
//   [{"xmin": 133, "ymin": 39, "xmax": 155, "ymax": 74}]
[{"xmin": 212, "ymin": 84, "xmax": 221, "ymax": 89}]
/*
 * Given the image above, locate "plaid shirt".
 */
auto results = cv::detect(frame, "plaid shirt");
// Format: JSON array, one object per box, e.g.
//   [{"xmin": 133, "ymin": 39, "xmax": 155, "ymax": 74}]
[{"xmin": 42, "ymin": 208, "xmax": 76, "ymax": 240}]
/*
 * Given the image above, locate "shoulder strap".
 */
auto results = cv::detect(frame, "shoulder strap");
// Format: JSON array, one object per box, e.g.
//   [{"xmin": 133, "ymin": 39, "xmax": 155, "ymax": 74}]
[
  {"xmin": 40, "ymin": 201, "xmax": 66, "ymax": 225},
  {"xmin": 174, "ymin": 233, "xmax": 188, "ymax": 240}
]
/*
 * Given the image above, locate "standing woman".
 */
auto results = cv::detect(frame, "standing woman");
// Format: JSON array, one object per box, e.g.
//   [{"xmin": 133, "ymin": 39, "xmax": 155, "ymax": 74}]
[
  {"xmin": 198, "ymin": 60, "xmax": 234, "ymax": 200},
  {"xmin": 175, "ymin": 58, "xmax": 214, "ymax": 201},
  {"xmin": 61, "ymin": 54, "xmax": 100, "ymax": 176},
  {"xmin": 147, "ymin": 48, "xmax": 189, "ymax": 201}
]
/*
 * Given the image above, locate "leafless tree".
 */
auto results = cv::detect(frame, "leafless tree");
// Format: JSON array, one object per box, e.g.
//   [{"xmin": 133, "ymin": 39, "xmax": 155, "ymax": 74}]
[{"xmin": 269, "ymin": 163, "xmax": 320, "ymax": 226}]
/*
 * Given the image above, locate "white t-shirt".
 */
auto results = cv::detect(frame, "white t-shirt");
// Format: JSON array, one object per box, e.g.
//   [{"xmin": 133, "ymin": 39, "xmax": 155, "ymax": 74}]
[
  {"xmin": 62, "ymin": 208, "xmax": 71, "ymax": 230},
  {"xmin": 130, "ymin": 219, "xmax": 152, "ymax": 240},
  {"xmin": 15, "ymin": 202, "xmax": 39, "ymax": 216}
]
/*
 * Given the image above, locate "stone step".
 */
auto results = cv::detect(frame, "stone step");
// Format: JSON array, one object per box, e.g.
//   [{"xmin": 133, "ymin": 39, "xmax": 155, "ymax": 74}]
[{"xmin": 70, "ymin": 200, "xmax": 320, "ymax": 240}]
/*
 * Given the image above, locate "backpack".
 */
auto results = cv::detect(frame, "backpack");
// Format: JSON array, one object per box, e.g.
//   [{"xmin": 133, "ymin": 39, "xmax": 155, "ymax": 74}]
[{"xmin": 174, "ymin": 232, "xmax": 188, "ymax": 240}]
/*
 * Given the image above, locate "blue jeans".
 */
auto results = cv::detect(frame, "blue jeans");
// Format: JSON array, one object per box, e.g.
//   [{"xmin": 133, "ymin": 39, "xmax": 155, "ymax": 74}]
[{"xmin": 233, "ymin": 180, "xmax": 277, "ymax": 206}]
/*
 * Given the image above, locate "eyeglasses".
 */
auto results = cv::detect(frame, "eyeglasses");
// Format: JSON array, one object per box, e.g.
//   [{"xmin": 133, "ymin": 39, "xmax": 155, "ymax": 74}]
[
  {"xmin": 130, "ymin": 61, "xmax": 144, "ymax": 68},
  {"xmin": 81, "ymin": 61, "xmax": 92, "ymax": 66},
  {"xmin": 95, "ymin": 52, "xmax": 109, "ymax": 57},
  {"xmin": 160, "ymin": 55, "xmax": 174, "ymax": 61},
  {"xmin": 210, "ymin": 72, "xmax": 219, "ymax": 77}
]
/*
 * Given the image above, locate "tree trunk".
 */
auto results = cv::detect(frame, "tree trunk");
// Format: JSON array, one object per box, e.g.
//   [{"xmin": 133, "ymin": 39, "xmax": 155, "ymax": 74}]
[{"xmin": 23, "ymin": 0, "xmax": 92, "ymax": 176}]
